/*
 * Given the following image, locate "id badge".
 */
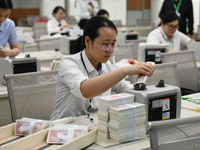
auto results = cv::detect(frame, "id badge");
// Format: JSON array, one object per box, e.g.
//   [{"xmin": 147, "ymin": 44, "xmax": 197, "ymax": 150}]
[{"xmin": 176, "ymin": 11, "xmax": 181, "ymax": 18}]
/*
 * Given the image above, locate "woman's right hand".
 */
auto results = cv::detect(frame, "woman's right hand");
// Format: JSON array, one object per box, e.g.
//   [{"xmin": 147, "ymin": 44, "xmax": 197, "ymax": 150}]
[{"xmin": 121, "ymin": 62, "xmax": 155, "ymax": 77}]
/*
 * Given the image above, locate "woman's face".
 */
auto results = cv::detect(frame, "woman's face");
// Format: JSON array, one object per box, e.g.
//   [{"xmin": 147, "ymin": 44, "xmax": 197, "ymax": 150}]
[
  {"xmin": 86, "ymin": 27, "xmax": 117, "ymax": 64},
  {"xmin": 0, "ymin": 8, "xmax": 11, "ymax": 24},
  {"xmin": 54, "ymin": 9, "xmax": 65, "ymax": 22},
  {"xmin": 162, "ymin": 19, "xmax": 179, "ymax": 38}
]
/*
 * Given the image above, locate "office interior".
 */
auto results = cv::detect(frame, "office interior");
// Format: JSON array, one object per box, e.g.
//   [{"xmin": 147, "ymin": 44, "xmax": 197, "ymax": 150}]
[{"xmin": 1, "ymin": 0, "xmax": 200, "ymax": 149}]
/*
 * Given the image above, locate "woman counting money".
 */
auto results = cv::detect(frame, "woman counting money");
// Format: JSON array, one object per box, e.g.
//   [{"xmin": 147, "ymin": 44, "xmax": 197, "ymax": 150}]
[{"xmin": 50, "ymin": 16, "xmax": 155, "ymax": 120}]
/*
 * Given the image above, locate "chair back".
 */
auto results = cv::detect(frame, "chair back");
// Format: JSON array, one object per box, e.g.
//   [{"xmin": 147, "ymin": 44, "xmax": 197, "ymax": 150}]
[
  {"xmin": 129, "ymin": 62, "xmax": 180, "ymax": 87},
  {"xmin": 161, "ymin": 50, "xmax": 200, "ymax": 92},
  {"xmin": 187, "ymin": 42, "xmax": 200, "ymax": 61},
  {"xmin": 36, "ymin": 37, "xmax": 61, "ymax": 51},
  {"xmin": 32, "ymin": 26, "xmax": 48, "ymax": 40},
  {"xmin": 149, "ymin": 116, "xmax": 200, "ymax": 150},
  {"xmin": 109, "ymin": 43, "xmax": 134, "ymax": 63},
  {"xmin": 4, "ymin": 70, "xmax": 58, "ymax": 122}
]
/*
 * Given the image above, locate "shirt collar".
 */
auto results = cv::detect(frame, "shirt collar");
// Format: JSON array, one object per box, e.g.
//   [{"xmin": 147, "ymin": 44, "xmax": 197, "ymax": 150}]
[
  {"xmin": 160, "ymin": 26, "xmax": 175, "ymax": 41},
  {"xmin": 82, "ymin": 50, "xmax": 103, "ymax": 75}
]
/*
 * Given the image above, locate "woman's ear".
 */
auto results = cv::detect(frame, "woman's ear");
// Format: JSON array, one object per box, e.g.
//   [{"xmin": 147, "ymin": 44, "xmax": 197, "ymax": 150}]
[{"xmin": 85, "ymin": 36, "xmax": 90, "ymax": 48}]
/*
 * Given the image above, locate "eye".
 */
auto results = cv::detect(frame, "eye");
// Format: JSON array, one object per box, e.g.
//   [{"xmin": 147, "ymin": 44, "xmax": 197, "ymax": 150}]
[{"xmin": 102, "ymin": 43, "xmax": 109, "ymax": 47}]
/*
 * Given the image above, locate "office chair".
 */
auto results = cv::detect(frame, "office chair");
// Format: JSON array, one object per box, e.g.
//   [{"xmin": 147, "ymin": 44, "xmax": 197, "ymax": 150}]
[
  {"xmin": 112, "ymin": 20, "xmax": 122, "ymax": 27},
  {"xmin": 109, "ymin": 43, "xmax": 135, "ymax": 64},
  {"xmin": 32, "ymin": 26, "xmax": 48, "ymax": 40},
  {"xmin": 4, "ymin": 70, "xmax": 58, "ymax": 122},
  {"xmin": 129, "ymin": 62, "xmax": 180, "ymax": 87},
  {"xmin": 127, "ymin": 37, "xmax": 147, "ymax": 60},
  {"xmin": 149, "ymin": 116, "xmax": 200, "ymax": 150},
  {"xmin": 36, "ymin": 37, "xmax": 61, "ymax": 51},
  {"xmin": 187, "ymin": 42, "xmax": 200, "ymax": 61},
  {"xmin": 161, "ymin": 50, "xmax": 200, "ymax": 93}
]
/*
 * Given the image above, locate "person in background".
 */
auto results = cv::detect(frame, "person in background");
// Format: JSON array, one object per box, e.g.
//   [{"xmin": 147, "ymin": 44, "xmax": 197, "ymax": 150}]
[
  {"xmin": 47, "ymin": 6, "xmax": 69, "ymax": 36},
  {"xmin": 50, "ymin": 16, "xmax": 154, "ymax": 120},
  {"xmin": 0, "ymin": 0, "xmax": 19, "ymax": 58},
  {"xmin": 75, "ymin": 0, "xmax": 99, "ymax": 29},
  {"xmin": 96, "ymin": 9, "xmax": 109, "ymax": 19},
  {"xmin": 159, "ymin": 0, "xmax": 194, "ymax": 38},
  {"xmin": 147, "ymin": 11, "xmax": 194, "ymax": 52}
]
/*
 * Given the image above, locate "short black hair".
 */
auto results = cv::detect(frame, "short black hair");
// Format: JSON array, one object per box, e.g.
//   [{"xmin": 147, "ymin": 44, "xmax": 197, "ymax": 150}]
[
  {"xmin": 97, "ymin": 9, "xmax": 109, "ymax": 17},
  {"xmin": 160, "ymin": 11, "xmax": 180, "ymax": 25},
  {"xmin": 0, "ymin": 0, "xmax": 13, "ymax": 10},
  {"xmin": 74, "ymin": 16, "xmax": 117, "ymax": 53},
  {"xmin": 52, "ymin": 6, "xmax": 65, "ymax": 15}
]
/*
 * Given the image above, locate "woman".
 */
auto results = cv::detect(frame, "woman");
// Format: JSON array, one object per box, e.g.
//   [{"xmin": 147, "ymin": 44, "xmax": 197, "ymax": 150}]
[
  {"xmin": 0, "ymin": 0, "xmax": 19, "ymax": 58},
  {"xmin": 51, "ymin": 16, "xmax": 154, "ymax": 120},
  {"xmin": 147, "ymin": 11, "xmax": 194, "ymax": 52},
  {"xmin": 47, "ymin": 6, "xmax": 69, "ymax": 36}
]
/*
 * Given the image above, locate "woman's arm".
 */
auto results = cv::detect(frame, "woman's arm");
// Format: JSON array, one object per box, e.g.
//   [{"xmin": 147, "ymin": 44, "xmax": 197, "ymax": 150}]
[{"xmin": 80, "ymin": 62, "xmax": 154, "ymax": 98}]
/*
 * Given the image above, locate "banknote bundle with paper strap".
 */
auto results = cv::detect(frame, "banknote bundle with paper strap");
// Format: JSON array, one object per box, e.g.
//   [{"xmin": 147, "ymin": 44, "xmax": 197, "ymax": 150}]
[
  {"xmin": 15, "ymin": 118, "xmax": 50, "ymax": 136},
  {"xmin": 46, "ymin": 124, "xmax": 89, "ymax": 144},
  {"xmin": 97, "ymin": 93, "xmax": 135, "ymax": 139},
  {"xmin": 109, "ymin": 102, "xmax": 146, "ymax": 143}
]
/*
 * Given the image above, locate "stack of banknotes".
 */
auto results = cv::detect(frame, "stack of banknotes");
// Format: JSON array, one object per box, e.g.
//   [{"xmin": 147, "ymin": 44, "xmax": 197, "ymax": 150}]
[
  {"xmin": 15, "ymin": 118, "xmax": 49, "ymax": 136},
  {"xmin": 108, "ymin": 102, "xmax": 146, "ymax": 143},
  {"xmin": 97, "ymin": 93, "xmax": 135, "ymax": 139},
  {"xmin": 46, "ymin": 124, "xmax": 88, "ymax": 144}
]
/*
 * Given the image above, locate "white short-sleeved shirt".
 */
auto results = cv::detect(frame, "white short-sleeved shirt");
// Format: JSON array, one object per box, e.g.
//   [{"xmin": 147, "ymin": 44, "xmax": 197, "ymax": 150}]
[
  {"xmin": 50, "ymin": 50, "xmax": 133, "ymax": 120},
  {"xmin": 47, "ymin": 18, "xmax": 68, "ymax": 35},
  {"xmin": 147, "ymin": 26, "xmax": 190, "ymax": 51}
]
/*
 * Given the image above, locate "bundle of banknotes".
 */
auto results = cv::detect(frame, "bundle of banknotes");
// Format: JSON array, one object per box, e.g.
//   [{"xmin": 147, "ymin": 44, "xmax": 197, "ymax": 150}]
[
  {"xmin": 97, "ymin": 93, "xmax": 135, "ymax": 139},
  {"xmin": 15, "ymin": 118, "xmax": 49, "ymax": 136},
  {"xmin": 46, "ymin": 124, "xmax": 89, "ymax": 144},
  {"xmin": 108, "ymin": 102, "xmax": 147, "ymax": 143}
]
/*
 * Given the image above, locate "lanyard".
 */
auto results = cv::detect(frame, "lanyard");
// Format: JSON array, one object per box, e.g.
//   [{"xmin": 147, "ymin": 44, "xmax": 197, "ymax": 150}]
[
  {"xmin": 161, "ymin": 31, "xmax": 174, "ymax": 49},
  {"xmin": 171, "ymin": 0, "xmax": 182, "ymax": 12}
]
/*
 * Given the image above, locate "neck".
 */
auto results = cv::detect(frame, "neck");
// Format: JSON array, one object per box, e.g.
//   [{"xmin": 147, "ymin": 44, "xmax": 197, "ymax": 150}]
[{"xmin": 85, "ymin": 49, "xmax": 99, "ymax": 70}]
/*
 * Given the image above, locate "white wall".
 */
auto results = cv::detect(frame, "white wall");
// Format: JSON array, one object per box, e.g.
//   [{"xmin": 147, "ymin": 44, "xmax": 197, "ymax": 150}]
[
  {"xmin": 100, "ymin": 0, "xmax": 127, "ymax": 25},
  {"xmin": 40, "ymin": 0, "xmax": 65, "ymax": 19}
]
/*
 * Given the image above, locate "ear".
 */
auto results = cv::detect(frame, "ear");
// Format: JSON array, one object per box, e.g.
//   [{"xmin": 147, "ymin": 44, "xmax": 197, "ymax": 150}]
[{"xmin": 85, "ymin": 36, "xmax": 90, "ymax": 48}]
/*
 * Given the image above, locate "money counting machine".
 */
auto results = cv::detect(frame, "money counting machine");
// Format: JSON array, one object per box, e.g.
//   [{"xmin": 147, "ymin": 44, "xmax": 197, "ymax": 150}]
[
  {"xmin": 0, "ymin": 55, "xmax": 40, "ymax": 84},
  {"xmin": 117, "ymin": 31, "xmax": 138, "ymax": 44},
  {"xmin": 127, "ymin": 81, "xmax": 181, "ymax": 121}
]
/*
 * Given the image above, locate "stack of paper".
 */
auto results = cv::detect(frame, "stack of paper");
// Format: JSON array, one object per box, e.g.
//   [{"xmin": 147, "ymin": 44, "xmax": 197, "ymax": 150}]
[
  {"xmin": 97, "ymin": 93, "xmax": 135, "ymax": 139},
  {"xmin": 46, "ymin": 124, "xmax": 89, "ymax": 144},
  {"xmin": 109, "ymin": 102, "xmax": 146, "ymax": 143}
]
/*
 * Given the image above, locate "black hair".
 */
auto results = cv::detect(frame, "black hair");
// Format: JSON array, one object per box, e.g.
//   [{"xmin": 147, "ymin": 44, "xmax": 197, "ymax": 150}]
[
  {"xmin": 73, "ymin": 16, "xmax": 117, "ymax": 53},
  {"xmin": 97, "ymin": 9, "xmax": 109, "ymax": 17},
  {"xmin": 52, "ymin": 6, "xmax": 65, "ymax": 15},
  {"xmin": 160, "ymin": 11, "xmax": 180, "ymax": 25},
  {"xmin": 0, "ymin": 0, "xmax": 13, "ymax": 10}
]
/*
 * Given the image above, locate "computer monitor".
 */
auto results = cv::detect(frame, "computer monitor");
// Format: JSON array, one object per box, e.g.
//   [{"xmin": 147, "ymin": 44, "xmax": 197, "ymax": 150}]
[
  {"xmin": 138, "ymin": 43, "xmax": 170, "ymax": 64},
  {"xmin": 117, "ymin": 31, "xmax": 138, "ymax": 44}
]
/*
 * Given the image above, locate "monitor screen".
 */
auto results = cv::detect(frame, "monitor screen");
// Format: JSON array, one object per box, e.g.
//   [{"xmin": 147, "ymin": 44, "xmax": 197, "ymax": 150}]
[
  {"xmin": 138, "ymin": 43, "xmax": 170, "ymax": 64},
  {"xmin": 145, "ymin": 48, "xmax": 166, "ymax": 64}
]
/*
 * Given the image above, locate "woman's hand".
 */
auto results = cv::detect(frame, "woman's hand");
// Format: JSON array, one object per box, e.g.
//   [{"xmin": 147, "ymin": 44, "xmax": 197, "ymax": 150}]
[{"xmin": 121, "ymin": 62, "xmax": 155, "ymax": 77}]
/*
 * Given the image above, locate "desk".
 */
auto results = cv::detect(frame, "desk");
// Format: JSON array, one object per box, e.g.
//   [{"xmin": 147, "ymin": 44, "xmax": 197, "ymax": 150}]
[
  {"xmin": 16, "ymin": 50, "xmax": 66, "ymax": 70},
  {"xmin": 85, "ymin": 95, "xmax": 200, "ymax": 150}
]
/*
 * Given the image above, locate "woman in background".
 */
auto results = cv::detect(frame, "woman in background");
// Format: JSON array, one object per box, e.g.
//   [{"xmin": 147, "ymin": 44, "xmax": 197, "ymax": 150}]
[
  {"xmin": 51, "ymin": 16, "xmax": 154, "ymax": 120},
  {"xmin": 0, "ymin": 0, "xmax": 19, "ymax": 58},
  {"xmin": 96, "ymin": 9, "xmax": 109, "ymax": 18},
  {"xmin": 47, "ymin": 6, "xmax": 69, "ymax": 36},
  {"xmin": 147, "ymin": 11, "xmax": 194, "ymax": 52}
]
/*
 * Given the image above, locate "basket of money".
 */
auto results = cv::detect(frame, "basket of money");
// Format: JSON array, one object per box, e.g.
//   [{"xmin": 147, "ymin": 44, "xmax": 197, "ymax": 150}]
[{"xmin": 0, "ymin": 116, "xmax": 98, "ymax": 150}]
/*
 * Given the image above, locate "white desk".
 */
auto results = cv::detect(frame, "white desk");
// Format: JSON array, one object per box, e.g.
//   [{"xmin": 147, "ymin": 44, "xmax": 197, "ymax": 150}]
[{"xmin": 85, "ymin": 94, "xmax": 200, "ymax": 150}]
